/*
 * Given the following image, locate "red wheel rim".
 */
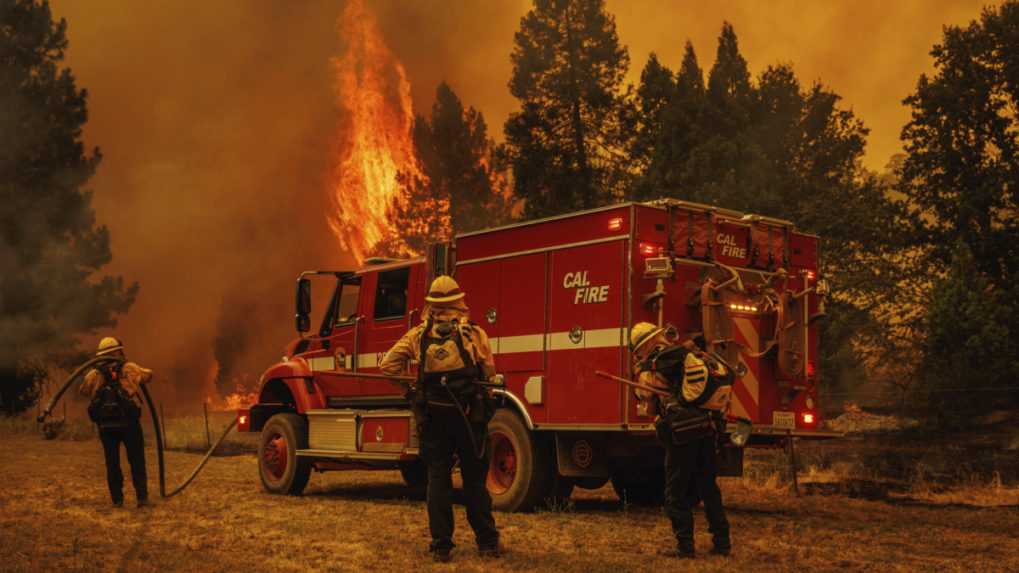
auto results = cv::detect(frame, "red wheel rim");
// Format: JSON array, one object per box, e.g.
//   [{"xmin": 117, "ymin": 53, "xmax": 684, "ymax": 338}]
[
  {"xmin": 263, "ymin": 432, "xmax": 288, "ymax": 480},
  {"xmin": 487, "ymin": 431, "xmax": 516, "ymax": 495}
]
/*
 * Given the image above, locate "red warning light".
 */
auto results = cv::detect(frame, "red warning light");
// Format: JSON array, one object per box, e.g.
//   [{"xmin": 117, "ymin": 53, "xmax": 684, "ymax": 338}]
[{"xmin": 802, "ymin": 412, "xmax": 815, "ymax": 425}]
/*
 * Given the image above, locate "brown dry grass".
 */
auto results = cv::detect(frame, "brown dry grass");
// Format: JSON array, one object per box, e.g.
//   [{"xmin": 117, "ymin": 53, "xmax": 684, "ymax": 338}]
[{"xmin": 2, "ymin": 433, "xmax": 1018, "ymax": 572}]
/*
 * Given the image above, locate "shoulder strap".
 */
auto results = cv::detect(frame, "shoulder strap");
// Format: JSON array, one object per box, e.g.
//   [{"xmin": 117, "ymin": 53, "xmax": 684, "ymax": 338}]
[
  {"xmin": 417, "ymin": 318, "xmax": 433, "ymax": 385},
  {"xmin": 449, "ymin": 321, "xmax": 476, "ymax": 369}
]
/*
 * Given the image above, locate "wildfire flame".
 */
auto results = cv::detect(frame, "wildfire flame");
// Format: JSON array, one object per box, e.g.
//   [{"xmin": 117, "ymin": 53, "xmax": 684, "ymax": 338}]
[{"xmin": 329, "ymin": 0, "xmax": 422, "ymax": 262}]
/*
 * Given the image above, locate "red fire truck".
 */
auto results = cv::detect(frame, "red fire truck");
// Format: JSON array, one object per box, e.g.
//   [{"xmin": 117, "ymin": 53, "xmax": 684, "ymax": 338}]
[{"xmin": 237, "ymin": 199, "xmax": 837, "ymax": 511}]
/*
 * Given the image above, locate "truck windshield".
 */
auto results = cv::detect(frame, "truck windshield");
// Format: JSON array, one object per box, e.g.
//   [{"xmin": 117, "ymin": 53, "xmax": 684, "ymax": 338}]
[{"xmin": 334, "ymin": 279, "xmax": 361, "ymax": 325}]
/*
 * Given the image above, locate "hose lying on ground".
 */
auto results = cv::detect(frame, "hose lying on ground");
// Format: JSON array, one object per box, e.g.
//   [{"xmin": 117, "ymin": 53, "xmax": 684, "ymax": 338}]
[
  {"xmin": 39, "ymin": 355, "xmax": 238, "ymax": 499},
  {"xmin": 140, "ymin": 382, "xmax": 236, "ymax": 498}
]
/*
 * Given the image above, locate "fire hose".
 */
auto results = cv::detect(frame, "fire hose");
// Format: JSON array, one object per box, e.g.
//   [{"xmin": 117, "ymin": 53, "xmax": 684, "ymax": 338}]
[{"xmin": 38, "ymin": 355, "xmax": 237, "ymax": 500}]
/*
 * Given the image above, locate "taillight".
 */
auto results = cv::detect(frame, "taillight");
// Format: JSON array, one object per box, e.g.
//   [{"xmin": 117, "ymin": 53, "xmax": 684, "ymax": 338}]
[
  {"xmin": 237, "ymin": 409, "xmax": 250, "ymax": 432},
  {"xmin": 807, "ymin": 361, "xmax": 816, "ymax": 379},
  {"xmin": 802, "ymin": 412, "xmax": 816, "ymax": 426}
]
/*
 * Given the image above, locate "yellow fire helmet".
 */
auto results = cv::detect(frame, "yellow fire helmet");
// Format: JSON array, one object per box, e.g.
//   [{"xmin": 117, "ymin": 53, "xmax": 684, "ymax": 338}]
[
  {"xmin": 425, "ymin": 275, "xmax": 466, "ymax": 304},
  {"xmin": 96, "ymin": 336, "xmax": 124, "ymax": 356},
  {"xmin": 629, "ymin": 322, "xmax": 665, "ymax": 357}
]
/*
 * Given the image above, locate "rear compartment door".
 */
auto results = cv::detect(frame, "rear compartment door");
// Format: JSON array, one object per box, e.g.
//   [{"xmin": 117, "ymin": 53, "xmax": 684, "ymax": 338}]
[{"xmin": 546, "ymin": 240, "xmax": 627, "ymax": 425}]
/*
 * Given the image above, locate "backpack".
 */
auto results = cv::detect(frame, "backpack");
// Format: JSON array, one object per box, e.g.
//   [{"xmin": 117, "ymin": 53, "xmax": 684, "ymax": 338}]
[
  {"xmin": 644, "ymin": 345, "xmax": 734, "ymax": 412},
  {"xmin": 418, "ymin": 318, "xmax": 483, "ymax": 395},
  {"xmin": 87, "ymin": 368, "xmax": 141, "ymax": 429}
]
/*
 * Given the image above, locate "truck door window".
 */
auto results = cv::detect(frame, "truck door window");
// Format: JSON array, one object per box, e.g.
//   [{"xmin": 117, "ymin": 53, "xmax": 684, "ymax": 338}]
[
  {"xmin": 373, "ymin": 267, "xmax": 410, "ymax": 320},
  {"xmin": 334, "ymin": 279, "xmax": 362, "ymax": 326}
]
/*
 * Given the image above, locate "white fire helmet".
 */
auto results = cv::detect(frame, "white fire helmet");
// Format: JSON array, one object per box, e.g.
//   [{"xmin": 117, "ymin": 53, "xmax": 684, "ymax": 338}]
[
  {"xmin": 96, "ymin": 337, "xmax": 124, "ymax": 356},
  {"xmin": 425, "ymin": 275, "xmax": 466, "ymax": 304},
  {"xmin": 629, "ymin": 322, "xmax": 665, "ymax": 359}
]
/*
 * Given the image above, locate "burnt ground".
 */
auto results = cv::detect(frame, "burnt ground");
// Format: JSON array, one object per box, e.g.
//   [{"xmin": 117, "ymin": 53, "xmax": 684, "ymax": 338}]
[{"xmin": 1, "ymin": 433, "xmax": 1017, "ymax": 572}]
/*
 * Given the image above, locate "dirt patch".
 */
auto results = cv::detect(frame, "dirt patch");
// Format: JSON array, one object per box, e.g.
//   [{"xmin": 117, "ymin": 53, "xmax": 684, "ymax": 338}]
[{"xmin": 2, "ymin": 433, "xmax": 1017, "ymax": 572}]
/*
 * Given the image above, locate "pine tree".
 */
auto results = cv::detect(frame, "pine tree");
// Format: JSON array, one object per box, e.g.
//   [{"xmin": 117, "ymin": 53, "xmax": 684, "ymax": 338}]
[
  {"xmin": 629, "ymin": 53, "xmax": 673, "ymax": 175},
  {"xmin": 504, "ymin": 0, "xmax": 631, "ymax": 218},
  {"xmin": 900, "ymin": 2, "xmax": 1019, "ymax": 418},
  {"xmin": 0, "ymin": 0, "xmax": 137, "ymax": 414},
  {"xmin": 899, "ymin": 1, "xmax": 1019, "ymax": 294},
  {"xmin": 388, "ymin": 83, "xmax": 510, "ymax": 254}
]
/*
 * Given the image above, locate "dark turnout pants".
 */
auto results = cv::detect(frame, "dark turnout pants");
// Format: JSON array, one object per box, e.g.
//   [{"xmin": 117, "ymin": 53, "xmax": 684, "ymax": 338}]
[
  {"xmin": 419, "ymin": 404, "xmax": 499, "ymax": 551},
  {"xmin": 663, "ymin": 433, "xmax": 730, "ymax": 551},
  {"xmin": 99, "ymin": 421, "xmax": 148, "ymax": 504}
]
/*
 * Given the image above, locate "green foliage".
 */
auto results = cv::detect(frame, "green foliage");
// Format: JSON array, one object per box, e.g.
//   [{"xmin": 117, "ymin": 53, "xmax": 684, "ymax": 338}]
[
  {"xmin": 899, "ymin": 1, "xmax": 1018, "ymax": 295},
  {"xmin": 504, "ymin": 0, "xmax": 631, "ymax": 218},
  {"xmin": 899, "ymin": 2, "xmax": 1019, "ymax": 423},
  {"xmin": 0, "ymin": 0, "xmax": 137, "ymax": 414},
  {"xmin": 920, "ymin": 245, "xmax": 1018, "ymax": 426},
  {"xmin": 385, "ymin": 82, "xmax": 510, "ymax": 255}
]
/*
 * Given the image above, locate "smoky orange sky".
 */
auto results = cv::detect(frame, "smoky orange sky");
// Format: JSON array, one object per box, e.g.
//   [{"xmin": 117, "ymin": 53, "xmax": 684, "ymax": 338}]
[{"xmin": 48, "ymin": 0, "xmax": 995, "ymax": 403}]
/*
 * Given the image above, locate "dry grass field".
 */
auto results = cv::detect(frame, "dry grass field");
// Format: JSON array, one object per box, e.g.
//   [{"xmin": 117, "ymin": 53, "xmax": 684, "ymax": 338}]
[{"xmin": 2, "ymin": 428, "xmax": 1018, "ymax": 573}]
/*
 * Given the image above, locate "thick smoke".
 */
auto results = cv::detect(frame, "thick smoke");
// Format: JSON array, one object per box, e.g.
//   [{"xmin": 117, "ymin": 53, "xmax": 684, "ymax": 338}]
[{"xmin": 48, "ymin": 0, "xmax": 993, "ymax": 406}]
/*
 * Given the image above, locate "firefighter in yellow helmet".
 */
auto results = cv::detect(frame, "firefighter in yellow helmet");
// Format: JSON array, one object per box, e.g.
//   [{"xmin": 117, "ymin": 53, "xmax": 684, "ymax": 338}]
[
  {"xmin": 630, "ymin": 322, "xmax": 732, "ymax": 558},
  {"xmin": 78, "ymin": 337, "xmax": 155, "ymax": 508},
  {"xmin": 379, "ymin": 275, "xmax": 501, "ymax": 562}
]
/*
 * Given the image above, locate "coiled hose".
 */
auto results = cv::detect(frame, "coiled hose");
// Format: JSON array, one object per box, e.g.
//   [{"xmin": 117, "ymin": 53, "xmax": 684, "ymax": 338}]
[{"xmin": 39, "ymin": 355, "xmax": 237, "ymax": 499}]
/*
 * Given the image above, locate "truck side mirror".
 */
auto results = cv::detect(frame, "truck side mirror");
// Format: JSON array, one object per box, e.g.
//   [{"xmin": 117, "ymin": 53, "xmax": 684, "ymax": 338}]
[{"xmin": 295, "ymin": 278, "xmax": 312, "ymax": 333}]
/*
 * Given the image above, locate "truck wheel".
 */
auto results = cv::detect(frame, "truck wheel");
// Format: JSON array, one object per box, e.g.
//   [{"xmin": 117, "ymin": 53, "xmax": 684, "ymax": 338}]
[
  {"xmin": 399, "ymin": 460, "xmax": 428, "ymax": 488},
  {"xmin": 259, "ymin": 413, "xmax": 312, "ymax": 495},
  {"xmin": 611, "ymin": 466, "xmax": 665, "ymax": 506},
  {"xmin": 487, "ymin": 409, "xmax": 552, "ymax": 512}
]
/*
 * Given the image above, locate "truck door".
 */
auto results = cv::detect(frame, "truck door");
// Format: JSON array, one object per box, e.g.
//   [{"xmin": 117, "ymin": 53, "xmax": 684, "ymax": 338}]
[
  {"xmin": 546, "ymin": 241, "xmax": 627, "ymax": 425},
  {"xmin": 359, "ymin": 265, "xmax": 423, "ymax": 395}
]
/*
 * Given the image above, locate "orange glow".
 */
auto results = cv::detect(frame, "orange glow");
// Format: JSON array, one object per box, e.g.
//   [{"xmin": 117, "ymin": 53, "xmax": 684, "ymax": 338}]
[
  {"xmin": 207, "ymin": 390, "xmax": 258, "ymax": 412},
  {"xmin": 608, "ymin": 217, "xmax": 623, "ymax": 231},
  {"xmin": 639, "ymin": 243, "xmax": 657, "ymax": 256},
  {"xmin": 803, "ymin": 412, "xmax": 816, "ymax": 425},
  {"xmin": 328, "ymin": 0, "xmax": 424, "ymax": 262}
]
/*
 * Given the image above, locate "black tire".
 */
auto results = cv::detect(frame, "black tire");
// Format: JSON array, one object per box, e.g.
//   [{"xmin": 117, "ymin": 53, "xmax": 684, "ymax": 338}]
[
  {"xmin": 611, "ymin": 466, "xmax": 665, "ymax": 506},
  {"xmin": 259, "ymin": 413, "xmax": 312, "ymax": 495},
  {"xmin": 486, "ymin": 409, "xmax": 552, "ymax": 511},
  {"xmin": 399, "ymin": 459, "xmax": 428, "ymax": 488}
]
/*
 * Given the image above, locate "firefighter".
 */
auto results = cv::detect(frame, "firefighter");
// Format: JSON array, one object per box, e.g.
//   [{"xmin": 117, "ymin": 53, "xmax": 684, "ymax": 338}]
[
  {"xmin": 629, "ymin": 322, "xmax": 732, "ymax": 558},
  {"xmin": 79, "ymin": 337, "xmax": 154, "ymax": 508},
  {"xmin": 379, "ymin": 275, "xmax": 501, "ymax": 563}
]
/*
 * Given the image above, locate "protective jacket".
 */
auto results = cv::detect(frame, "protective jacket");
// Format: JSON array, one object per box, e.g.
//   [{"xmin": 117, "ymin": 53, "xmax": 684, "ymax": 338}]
[
  {"xmin": 636, "ymin": 345, "xmax": 732, "ymax": 413},
  {"xmin": 379, "ymin": 303, "xmax": 496, "ymax": 389},
  {"xmin": 80, "ymin": 362, "xmax": 153, "ymax": 408}
]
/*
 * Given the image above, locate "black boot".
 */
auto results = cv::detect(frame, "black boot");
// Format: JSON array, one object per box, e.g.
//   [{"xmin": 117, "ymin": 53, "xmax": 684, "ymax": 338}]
[
  {"xmin": 478, "ymin": 542, "xmax": 503, "ymax": 558},
  {"xmin": 659, "ymin": 541, "xmax": 695, "ymax": 559},
  {"xmin": 432, "ymin": 547, "xmax": 452, "ymax": 563}
]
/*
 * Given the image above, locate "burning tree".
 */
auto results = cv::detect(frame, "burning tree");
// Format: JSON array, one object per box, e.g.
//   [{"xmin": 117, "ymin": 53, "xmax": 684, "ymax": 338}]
[
  {"xmin": 0, "ymin": 0, "xmax": 137, "ymax": 414},
  {"xmin": 327, "ymin": 0, "xmax": 423, "ymax": 262},
  {"xmin": 384, "ymin": 82, "xmax": 511, "ymax": 255}
]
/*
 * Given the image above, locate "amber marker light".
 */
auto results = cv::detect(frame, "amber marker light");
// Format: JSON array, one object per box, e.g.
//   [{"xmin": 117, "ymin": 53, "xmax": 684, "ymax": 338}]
[{"xmin": 608, "ymin": 217, "xmax": 623, "ymax": 231}]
